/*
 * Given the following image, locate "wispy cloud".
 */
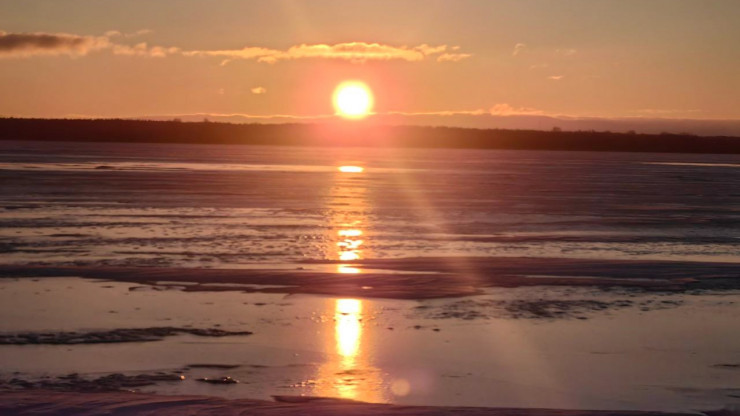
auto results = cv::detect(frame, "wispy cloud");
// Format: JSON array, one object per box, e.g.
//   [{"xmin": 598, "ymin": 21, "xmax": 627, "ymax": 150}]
[
  {"xmin": 414, "ymin": 44, "xmax": 447, "ymax": 55},
  {"xmin": 386, "ymin": 104, "xmax": 544, "ymax": 117},
  {"xmin": 387, "ymin": 109, "xmax": 488, "ymax": 116},
  {"xmin": 635, "ymin": 108, "xmax": 704, "ymax": 116},
  {"xmin": 436, "ymin": 53, "xmax": 471, "ymax": 62},
  {"xmin": 0, "ymin": 29, "xmax": 159, "ymax": 59},
  {"xmin": 512, "ymin": 43, "xmax": 527, "ymax": 56},
  {"xmin": 556, "ymin": 48, "xmax": 577, "ymax": 56},
  {"xmin": 489, "ymin": 103, "xmax": 544, "ymax": 116},
  {"xmin": 0, "ymin": 30, "xmax": 110, "ymax": 58},
  {"xmin": 261, "ymin": 42, "xmax": 439, "ymax": 63},
  {"xmin": 105, "ymin": 29, "xmax": 153, "ymax": 39},
  {"xmin": 182, "ymin": 46, "xmax": 280, "ymax": 65},
  {"xmin": 152, "ymin": 112, "xmax": 335, "ymax": 120},
  {"xmin": 251, "ymin": 86, "xmax": 267, "ymax": 94},
  {"xmin": 548, "ymin": 75, "xmax": 564, "ymax": 80},
  {"xmin": 0, "ymin": 31, "xmax": 471, "ymax": 65},
  {"xmin": 112, "ymin": 42, "xmax": 180, "ymax": 57},
  {"xmin": 183, "ymin": 42, "xmax": 470, "ymax": 65}
]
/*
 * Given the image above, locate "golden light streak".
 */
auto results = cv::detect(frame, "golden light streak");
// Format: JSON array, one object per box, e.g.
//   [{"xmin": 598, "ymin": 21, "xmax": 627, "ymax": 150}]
[
  {"xmin": 338, "ymin": 265, "xmax": 361, "ymax": 274},
  {"xmin": 337, "ymin": 228, "xmax": 363, "ymax": 267},
  {"xmin": 311, "ymin": 156, "xmax": 386, "ymax": 403},
  {"xmin": 338, "ymin": 229, "xmax": 363, "ymax": 237},
  {"xmin": 339, "ymin": 251, "xmax": 361, "ymax": 262},
  {"xmin": 335, "ymin": 299, "xmax": 362, "ymax": 361},
  {"xmin": 337, "ymin": 239, "xmax": 363, "ymax": 250}
]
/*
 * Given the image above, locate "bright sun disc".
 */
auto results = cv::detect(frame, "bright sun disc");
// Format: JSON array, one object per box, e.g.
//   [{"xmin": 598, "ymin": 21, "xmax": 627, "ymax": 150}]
[
  {"xmin": 338, "ymin": 165, "xmax": 364, "ymax": 173},
  {"xmin": 333, "ymin": 81, "xmax": 373, "ymax": 119}
]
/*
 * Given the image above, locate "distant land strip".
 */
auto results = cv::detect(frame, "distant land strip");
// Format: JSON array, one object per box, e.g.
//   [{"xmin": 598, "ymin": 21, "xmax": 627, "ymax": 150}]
[{"xmin": 1, "ymin": 118, "xmax": 740, "ymax": 154}]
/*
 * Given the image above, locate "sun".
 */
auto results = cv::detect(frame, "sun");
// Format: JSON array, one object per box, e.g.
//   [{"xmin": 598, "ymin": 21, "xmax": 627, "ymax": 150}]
[{"xmin": 333, "ymin": 81, "xmax": 373, "ymax": 119}]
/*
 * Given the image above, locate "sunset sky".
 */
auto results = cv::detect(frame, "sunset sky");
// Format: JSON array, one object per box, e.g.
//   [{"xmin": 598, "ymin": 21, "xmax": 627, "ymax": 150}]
[{"xmin": 2, "ymin": 0, "xmax": 740, "ymax": 125}]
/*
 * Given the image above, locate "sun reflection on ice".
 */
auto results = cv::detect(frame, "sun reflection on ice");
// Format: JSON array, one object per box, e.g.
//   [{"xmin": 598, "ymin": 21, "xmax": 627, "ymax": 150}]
[
  {"xmin": 311, "ymin": 162, "xmax": 387, "ymax": 402},
  {"xmin": 337, "ymin": 265, "xmax": 361, "ymax": 274},
  {"xmin": 335, "ymin": 299, "xmax": 362, "ymax": 364},
  {"xmin": 314, "ymin": 296, "xmax": 388, "ymax": 402},
  {"xmin": 337, "ymin": 228, "xmax": 363, "ymax": 269}
]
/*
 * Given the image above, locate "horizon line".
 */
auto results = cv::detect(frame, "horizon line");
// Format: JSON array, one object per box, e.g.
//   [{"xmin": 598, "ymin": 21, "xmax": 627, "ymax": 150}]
[{"xmin": 4, "ymin": 111, "xmax": 740, "ymax": 123}]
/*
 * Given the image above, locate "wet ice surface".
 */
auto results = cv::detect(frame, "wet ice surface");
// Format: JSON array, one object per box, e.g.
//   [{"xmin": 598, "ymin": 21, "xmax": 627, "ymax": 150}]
[
  {"xmin": 1, "ymin": 140, "xmax": 740, "ymax": 267},
  {"xmin": 3, "ymin": 204, "xmax": 740, "ymax": 267},
  {"xmin": 0, "ymin": 277, "xmax": 739, "ymax": 411},
  {"xmin": 1, "ymin": 141, "xmax": 740, "ymax": 411}
]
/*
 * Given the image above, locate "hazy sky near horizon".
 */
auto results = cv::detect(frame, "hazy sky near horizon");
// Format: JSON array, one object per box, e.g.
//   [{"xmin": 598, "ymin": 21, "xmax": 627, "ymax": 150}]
[{"xmin": 1, "ymin": 0, "xmax": 739, "ymax": 121}]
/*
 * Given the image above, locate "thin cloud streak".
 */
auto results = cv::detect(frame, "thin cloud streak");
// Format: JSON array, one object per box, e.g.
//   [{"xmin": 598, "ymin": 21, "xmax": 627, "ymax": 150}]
[
  {"xmin": 151, "ymin": 112, "xmax": 336, "ymax": 120},
  {"xmin": 112, "ymin": 42, "xmax": 180, "ymax": 57},
  {"xmin": 556, "ymin": 48, "xmax": 577, "ymax": 56},
  {"xmin": 489, "ymin": 103, "xmax": 544, "ymax": 116},
  {"xmin": 0, "ymin": 31, "xmax": 471, "ymax": 64},
  {"xmin": 436, "ymin": 53, "xmax": 471, "ymax": 62},
  {"xmin": 184, "ymin": 42, "xmax": 470, "ymax": 64},
  {"xmin": 105, "ymin": 29, "xmax": 153, "ymax": 38},
  {"xmin": 512, "ymin": 43, "xmax": 527, "ymax": 56},
  {"xmin": 258, "ymin": 42, "xmax": 428, "ymax": 64},
  {"xmin": 135, "ymin": 106, "xmax": 546, "ymax": 122},
  {"xmin": 0, "ymin": 30, "xmax": 110, "ymax": 58},
  {"xmin": 182, "ymin": 46, "xmax": 279, "ymax": 62},
  {"xmin": 72, "ymin": 109, "xmax": 733, "ymax": 123},
  {"xmin": 386, "ymin": 109, "xmax": 488, "ymax": 116},
  {"xmin": 383, "ymin": 104, "xmax": 544, "ymax": 117}
]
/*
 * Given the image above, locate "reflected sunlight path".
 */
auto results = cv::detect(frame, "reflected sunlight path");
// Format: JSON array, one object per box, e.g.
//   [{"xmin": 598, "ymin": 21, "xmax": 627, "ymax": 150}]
[{"xmin": 313, "ymin": 164, "xmax": 387, "ymax": 402}]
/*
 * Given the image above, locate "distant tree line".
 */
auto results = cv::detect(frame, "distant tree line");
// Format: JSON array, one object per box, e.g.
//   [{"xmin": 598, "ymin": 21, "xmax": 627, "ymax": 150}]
[{"xmin": 1, "ymin": 117, "xmax": 739, "ymax": 154}]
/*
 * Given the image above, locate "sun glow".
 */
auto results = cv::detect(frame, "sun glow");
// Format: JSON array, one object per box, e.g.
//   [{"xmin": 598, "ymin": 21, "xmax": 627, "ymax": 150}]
[
  {"xmin": 333, "ymin": 81, "xmax": 373, "ymax": 119},
  {"xmin": 338, "ymin": 165, "xmax": 364, "ymax": 173},
  {"xmin": 335, "ymin": 299, "xmax": 362, "ymax": 360}
]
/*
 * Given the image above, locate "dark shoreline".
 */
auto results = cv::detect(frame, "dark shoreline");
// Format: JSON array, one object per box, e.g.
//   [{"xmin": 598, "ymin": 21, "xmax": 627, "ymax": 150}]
[{"xmin": 2, "ymin": 118, "xmax": 740, "ymax": 154}]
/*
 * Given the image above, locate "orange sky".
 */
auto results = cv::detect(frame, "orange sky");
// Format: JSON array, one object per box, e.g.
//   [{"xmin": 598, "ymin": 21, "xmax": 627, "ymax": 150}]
[{"xmin": 1, "ymin": 0, "xmax": 740, "ymax": 126}]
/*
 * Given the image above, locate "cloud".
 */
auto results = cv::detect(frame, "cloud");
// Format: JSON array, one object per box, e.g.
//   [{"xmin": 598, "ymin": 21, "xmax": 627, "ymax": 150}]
[
  {"xmin": 635, "ymin": 108, "xmax": 704, "ymax": 116},
  {"xmin": 489, "ymin": 103, "xmax": 544, "ymax": 116},
  {"xmin": 251, "ymin": 86, "xmax": 266, "ymax": 94},
  {"xmin": 512, "ymin": 43, "xmax": 527, "ymax": 56},
  {"xmin": 548, "ymin": 75, "xmax": 564, "ymax": 80},
  {"xmin": 385, "ymin": 105, "xmax": 544, "ymax": 117},
  {"xmin": 127, "ymin": 29, "xmax": 153, "ymax": 38},
  {"xmin": 112, "ymin": 42, "xmax": 180, "ymax": 57},
  {"xmin": 0, "ymin": 30, "xmax": 110, "ymax": 58},
  {"xmin": 154, "ymin": 112, "xmax": 335, "ymax": 121},
  {"xmin": 436, "ymin": 53, "xmax": 471, "ymax": 62},
  {"xmin": 182, "ymin": 46, "xmax": 279, "ymax": 65},
  {"xmin": 414, "ymin": 44, "xmax": 447, "ymax": 55},
  {"xmin": 387, "ymin": 109, "xmax": 488, "ymax": 116},
  {"xmin": 0, "ymin": 31, "xmax": 470, "ymax": 65},
  {"xmin": 183, "ymin": 42, "xmax": 468, "ymax": 64},
  {"xmin": 0, "ymin": 29, "xmax": 160, "ymax": 59},
  {"xmin": 257, "ymin": 42, "xmax": 427, "ymax": 64},
  {"xmin": 106, "ymin": 29, "xmax": 153, "ymax": 38},
  {"xmin": 556, "ymin": 48, "xmax": 577, "ymax": 56}
]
